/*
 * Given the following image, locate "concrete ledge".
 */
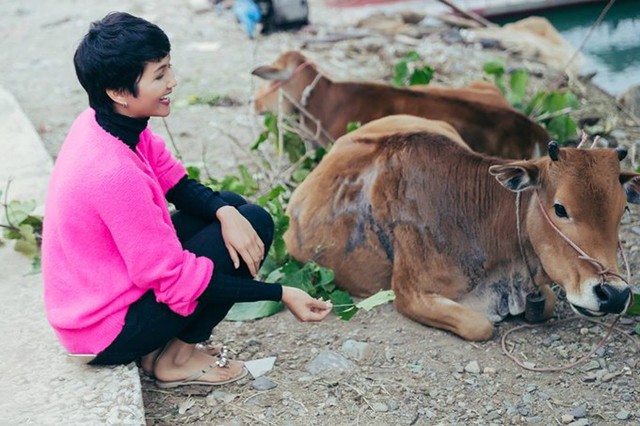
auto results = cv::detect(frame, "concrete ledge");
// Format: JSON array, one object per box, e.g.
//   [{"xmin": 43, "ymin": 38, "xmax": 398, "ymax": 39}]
[{"xmin": 0, "ymin": 86, "xmax": 146, "ymax": 424}]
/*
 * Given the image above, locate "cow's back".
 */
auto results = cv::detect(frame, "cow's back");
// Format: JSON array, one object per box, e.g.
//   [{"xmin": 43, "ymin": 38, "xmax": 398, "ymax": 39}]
[
  {"xmin": 310, "ymin": 81, "xmax": 548, "ymax": 159},
  {"xmin": 284, "ymin": 115, "xmax": 470, "ymax": 296}
]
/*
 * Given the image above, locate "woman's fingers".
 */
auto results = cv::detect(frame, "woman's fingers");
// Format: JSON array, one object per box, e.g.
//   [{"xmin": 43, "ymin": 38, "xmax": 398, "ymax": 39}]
[
  {"xmin": 238, "ymin": 244, "xmax": 262, "ymax": 276},
  {"xmin": 226, "ymin": 244, "xmax": 241, "ymax": 269}
]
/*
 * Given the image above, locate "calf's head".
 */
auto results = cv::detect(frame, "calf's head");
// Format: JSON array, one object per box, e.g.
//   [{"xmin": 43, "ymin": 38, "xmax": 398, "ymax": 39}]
[
  {"xmin": 490, "ymin": 142, "xmax": 640, "ymax": 317},
  {"xmin": 251, "ymin": 50, "xmax": 313, "ymax": 115}
]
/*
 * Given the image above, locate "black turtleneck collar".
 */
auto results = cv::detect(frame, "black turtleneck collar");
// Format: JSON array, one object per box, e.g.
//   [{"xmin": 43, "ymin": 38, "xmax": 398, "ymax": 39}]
[{"xmin": 95, "ymin": 108, "xmax": 149, "ymax": 151}]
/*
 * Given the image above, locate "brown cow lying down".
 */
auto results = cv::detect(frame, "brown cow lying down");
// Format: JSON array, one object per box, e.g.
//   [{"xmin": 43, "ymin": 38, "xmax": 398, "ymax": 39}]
[
  {"xmin": 252, "ymin": 50, "xmax": 550, "ymax": 159},
  {"xmin": 284, "ymin": 115, "xmax": 639, "ymax": 341}
]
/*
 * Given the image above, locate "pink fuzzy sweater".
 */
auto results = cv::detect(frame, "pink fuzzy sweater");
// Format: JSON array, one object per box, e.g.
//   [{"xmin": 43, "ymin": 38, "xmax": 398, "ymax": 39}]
[{"xmin": 42, "ymin": 109, "xmax": 212, "ymax": 354}]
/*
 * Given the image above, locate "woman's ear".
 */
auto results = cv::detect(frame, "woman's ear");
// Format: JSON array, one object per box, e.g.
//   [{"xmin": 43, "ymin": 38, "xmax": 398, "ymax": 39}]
[{"xmin": 105, "ymin": 88, "xmax": 128, "ymax": 108}]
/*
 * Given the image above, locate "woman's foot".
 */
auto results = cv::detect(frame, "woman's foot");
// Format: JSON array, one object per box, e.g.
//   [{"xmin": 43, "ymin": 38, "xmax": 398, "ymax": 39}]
[
  {"xmin": 153, "ymin": 339, "xmax": 247, "ymax": 387},
  {"xmin": 139, "ymin": 342, "xmax": 228, "ymax": 377},
  {"xmin": 139, "ymin": 347, "xmax": 162, "ymax": 377}
]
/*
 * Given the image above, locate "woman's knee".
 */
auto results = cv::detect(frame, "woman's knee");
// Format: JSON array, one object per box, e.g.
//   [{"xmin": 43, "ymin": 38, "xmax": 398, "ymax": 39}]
[
  {"xmin": 220, "ymin": 191, "xmax": 247, "ymax": 207},
  {"xmin": 238, "ymin": 204, "xmax": 274, "ymax": 246}
]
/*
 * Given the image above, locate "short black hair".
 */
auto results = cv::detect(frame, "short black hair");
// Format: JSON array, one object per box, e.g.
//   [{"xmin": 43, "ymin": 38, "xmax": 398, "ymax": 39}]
[{"xmin": 74, "ymin": 12, "xmax": 171, "ymax": 114}]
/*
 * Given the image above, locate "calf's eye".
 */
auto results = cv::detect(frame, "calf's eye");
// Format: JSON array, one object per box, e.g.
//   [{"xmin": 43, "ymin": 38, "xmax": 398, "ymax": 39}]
[{"xmin": 554, "ymin": 203, "xmax": 569, "ymax": 219}]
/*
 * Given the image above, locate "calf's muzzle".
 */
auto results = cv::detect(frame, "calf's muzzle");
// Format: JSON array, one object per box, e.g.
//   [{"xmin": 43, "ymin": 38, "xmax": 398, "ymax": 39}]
[{"xmin": 593, "ymin": 283, "xmax": 632, "ymax": 314}]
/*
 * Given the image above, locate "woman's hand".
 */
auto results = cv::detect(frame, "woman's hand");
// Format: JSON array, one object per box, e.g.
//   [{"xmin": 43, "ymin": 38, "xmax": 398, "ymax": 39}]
[
  {"xmin": 217, "ymin": 206, "xmax": 264, "ymax": 276},
  {"xmin": 281, "ymin": 286, "xmax": 333, "ymax": 322}
]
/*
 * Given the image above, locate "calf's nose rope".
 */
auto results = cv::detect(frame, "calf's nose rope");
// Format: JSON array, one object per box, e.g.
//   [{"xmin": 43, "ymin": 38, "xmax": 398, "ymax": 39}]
[{"xmin": 534, "ymin": 189, "xmax": 631, "ymax": 286}]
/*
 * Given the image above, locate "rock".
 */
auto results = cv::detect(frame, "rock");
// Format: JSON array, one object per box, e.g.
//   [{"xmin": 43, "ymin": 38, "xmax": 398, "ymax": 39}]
[
  {"xmin": 251, "ymin": 377, "xmax": 277, "ymax": 391},
  {"xmin": 619, "ymin": 317, "xmax": 634, "ymax": 325},
  {"xmin": 616, "ymin": 410, "xmax": 631, "ymax": 420},
  {"xmin": 561, "ymin": 414, "xmax": 575, "ymax": 424},
  {"xmin": 483, "ymin": 367, "xmax": 497, "ymax": 374},
  {"xmin": 387, "ymin": 399, "xmax": 399, "ymax": 411},
  {"xmin": 341, "ymin": 340, "xmax": 372, "ymax": 361},
  {"xmin": 464, "ymin": 360, "xmax": 481, "ymax": 374},
  {"xmin": 306, "ymin": 350, "xmax": 356, "ymax": 375},
  {"xmin": 595, "ymin": 347, "xmax": 607, "ymax": 357},
  {"xmin": 581, "ymin": 360, "xmax": 600, "ymax": 372},
  {"xmin": 206, "ymin": 390, "xmax": 238, "ymax": 405},
  {"xmin": 371, "ymin": 402, "xmax": 388, "ymax": 412},
  {"xmin": 244, "ymin": 356, "xmax": 277, "ymax": 378},
  {"xmin": 567, "ymin": 420, "xmax": 590, "ymax": 426},
  {"xmin": 570, "ymin": 405, "xmax": 588, "ymax": 418}
]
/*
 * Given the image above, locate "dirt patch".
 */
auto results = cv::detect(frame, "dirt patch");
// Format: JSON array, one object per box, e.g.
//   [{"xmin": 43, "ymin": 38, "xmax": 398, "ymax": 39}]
[
  {"xmin": 142, "ymin": 298, "xmax": 639, "ymax": 425},
  {"xmin": 2, "ymin": 1, "xmax": 639, "ymax": 425}
]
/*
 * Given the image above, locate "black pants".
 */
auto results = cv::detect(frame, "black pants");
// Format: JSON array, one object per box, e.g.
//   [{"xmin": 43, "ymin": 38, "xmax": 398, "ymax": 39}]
[{"xmin": 91, "ymin": 192, "xmax": 273, "ymax": 365}]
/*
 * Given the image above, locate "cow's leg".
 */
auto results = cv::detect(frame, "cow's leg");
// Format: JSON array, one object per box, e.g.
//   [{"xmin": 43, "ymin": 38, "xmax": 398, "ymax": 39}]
[
  {"xmin": 394, "ymin": 289, "xmax": 494, "ymax": 341},
  {"xmin": 388, "ymin": 224, "xmax": 494, "ymax": 341}
]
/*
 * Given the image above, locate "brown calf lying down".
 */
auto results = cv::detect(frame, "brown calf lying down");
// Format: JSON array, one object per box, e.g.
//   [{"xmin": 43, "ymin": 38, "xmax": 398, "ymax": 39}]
[
  {"xmin": 284, "ymin": 115, "xmax": 638, "ymax": 340},
  {"xmin": 252, "ymin": 51, "xmax": 550, "ymax": 159}
]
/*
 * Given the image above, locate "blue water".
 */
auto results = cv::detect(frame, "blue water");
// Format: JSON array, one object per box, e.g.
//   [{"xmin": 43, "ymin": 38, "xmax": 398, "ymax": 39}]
[{"xmin": 495, "ymin": 0, "xmax": 640, "ymax": 95}]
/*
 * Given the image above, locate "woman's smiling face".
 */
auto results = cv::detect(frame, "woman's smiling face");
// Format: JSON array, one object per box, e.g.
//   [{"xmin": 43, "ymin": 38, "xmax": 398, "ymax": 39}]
[{"xmin": 116, "ymin": 55, "xmax": 177, "ymax": 118}]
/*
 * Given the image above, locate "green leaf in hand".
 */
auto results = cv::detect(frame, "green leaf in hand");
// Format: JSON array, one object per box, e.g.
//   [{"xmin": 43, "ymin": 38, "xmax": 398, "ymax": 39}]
[{"xmin": 355, "ymin": 290, "xmax": 396, "ymax": 311}]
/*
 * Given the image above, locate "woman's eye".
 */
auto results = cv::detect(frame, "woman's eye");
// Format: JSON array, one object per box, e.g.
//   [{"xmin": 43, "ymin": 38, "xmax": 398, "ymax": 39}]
[
  {"xmin": 554, "ymin": 203, "xmax": 569, "ymax": 219},
  {"xmin": 155, "ymin": 74, "xmax": 164, "ymax": 80}
]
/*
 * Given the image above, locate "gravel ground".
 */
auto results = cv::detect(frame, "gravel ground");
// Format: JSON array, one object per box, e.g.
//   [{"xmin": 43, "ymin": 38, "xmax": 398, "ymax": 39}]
[{"xmin": 2, "ymin": 1, "xmax": 639, "ymax": 425}]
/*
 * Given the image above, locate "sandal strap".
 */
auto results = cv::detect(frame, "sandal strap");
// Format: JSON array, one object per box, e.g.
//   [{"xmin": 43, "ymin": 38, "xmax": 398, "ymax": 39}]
[
  {"xmin": 180, "ymin": 363, "xmax": 217, "ymax": 383},
  {"xmin": 216, "ymin": 346, "xmax": 230, "ymax": 368}
]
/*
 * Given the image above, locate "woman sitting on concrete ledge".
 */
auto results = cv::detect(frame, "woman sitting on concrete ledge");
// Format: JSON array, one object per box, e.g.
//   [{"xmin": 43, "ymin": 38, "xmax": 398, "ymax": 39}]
[{"xmin": 41, "ymin": 11, "xmax": 332, "ymax": 388}]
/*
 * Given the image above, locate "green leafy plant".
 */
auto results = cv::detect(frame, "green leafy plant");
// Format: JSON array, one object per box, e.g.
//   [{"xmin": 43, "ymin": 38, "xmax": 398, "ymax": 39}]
[
  {"xmin": 524, "ymin": 91, "xmax": 580, "ymax": 143},
  {"xmin": 393, "ymin": 51, "xmax": 434, "ymax": 87},
  {"xmin": 181, "ymin": 114, "xmax": 357, "ymax": 321},
  {"xmin": 0, "ymin": 186, "xmax": 43, "ymax": 273},
  {"xmin": 483, "ymin": 59, "xmax": 579, "ymax": 143},
  {"xmin": 346, "ymin": 121, "xmax": 361, "ymax": 133}
]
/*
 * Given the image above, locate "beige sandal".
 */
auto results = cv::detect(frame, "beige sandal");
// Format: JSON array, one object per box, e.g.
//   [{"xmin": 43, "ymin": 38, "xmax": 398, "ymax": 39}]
[{"xmin": 155, "ymin": 362, "xmax": 248, "ymax": 388}]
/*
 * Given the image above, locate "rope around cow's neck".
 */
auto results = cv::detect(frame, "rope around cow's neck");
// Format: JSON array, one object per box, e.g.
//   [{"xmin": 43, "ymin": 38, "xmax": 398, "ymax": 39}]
[
  {"xmin": 515, "ymin": 191, "xmax": 539, "ymax": 291},
  {"xmin": 506, "ymin": 189, "xmax": 634, "ymax": 372}
]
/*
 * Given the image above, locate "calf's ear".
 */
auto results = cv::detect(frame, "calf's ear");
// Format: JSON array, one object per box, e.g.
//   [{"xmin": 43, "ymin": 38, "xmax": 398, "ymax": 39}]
[
  {"xmin": 620, "ymin": 173, "xmax": 640, "ymax": 204},
  {"xmin": 489, "ymin": 163, "xmax": 540, "ymax": 192},
  {"xmin": 251, "ymin": 65, "xmax": 293, "ymax": 81}
]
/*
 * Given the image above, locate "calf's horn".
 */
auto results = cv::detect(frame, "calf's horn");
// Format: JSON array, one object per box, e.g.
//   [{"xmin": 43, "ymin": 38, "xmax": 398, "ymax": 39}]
[
  {"xmin": 615, "ymin": 146, "xmax": 628, "ymax": 161},
  {"xmin": 548, "ymin": 141, "xmax": 559, "ymax": 161}
]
